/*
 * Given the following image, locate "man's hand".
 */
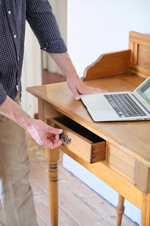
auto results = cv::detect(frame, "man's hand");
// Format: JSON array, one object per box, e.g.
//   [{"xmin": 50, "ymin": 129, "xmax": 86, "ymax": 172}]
[
  {"xmin": 0, "ymin": 96, "xmax": 63, "ymax": 149},
  {"xmin": 67, "ymin": 75, "xmax": 108, "ymax": 100},
  {"xmin": 27, "ymin": 119, "xmax": 63, "ymax": 149},
  {"xmin": 49, "ymin": 52, "xmax": 108, "ymax": 100}
]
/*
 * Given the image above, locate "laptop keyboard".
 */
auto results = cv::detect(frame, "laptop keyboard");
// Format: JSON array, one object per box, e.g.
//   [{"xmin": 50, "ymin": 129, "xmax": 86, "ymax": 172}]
[{"xmin": 104, "ymin": 93, "xmax": 147, "ymax": 118}]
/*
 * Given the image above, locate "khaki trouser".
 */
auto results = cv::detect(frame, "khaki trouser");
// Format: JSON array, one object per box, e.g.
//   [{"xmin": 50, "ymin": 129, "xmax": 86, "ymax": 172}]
[{"xmin": 0, "ymin": 94, "xmax": 38, "ymax": 226}]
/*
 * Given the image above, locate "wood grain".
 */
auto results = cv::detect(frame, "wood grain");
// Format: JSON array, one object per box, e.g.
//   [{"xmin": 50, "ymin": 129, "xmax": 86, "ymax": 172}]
[
  {"xmin": 27, "ymin": 131, "xmax": 136, "ymax": 226},
  {"xmin": 141, "ymin": 194, "xmax": 150, "ymax": 225},
  {"xmin": 60, "ymin": 145, "xmax": 143, "ymax": 211},
  {"xmin": 134, "ymin": 161, "xmax": 150, "ymax": 194},
  {"xmin": 138, "ymin": 45, "xmax": 150, "ymax": 69},
  {"xmin": 27, "ymin": 74, "xmax": 150, "ymax": 167},
  {"xmin": 129, "ymin": 31, "xmax": 150, "ymax": 78},
  {"xmin": 46, "ymin": 147, "xmax": 59, "ymax": 226},
  {"xmin": 106, "ymin": 143, "xmax": 136, "ymax": 180},
  {"xmin": 116, "ymin": 194, "xmax": 125, "ymax": 226},
  {"xmin": 48, "ymin": 117, "xmax": 106, "ymax": 163},
  {"xmin": 38, "ymin": 99, "xmax": 62, "ymax": 123},
  {"xmin": 83, "ymin": 50, "xmax": 131, "ymax": 80},
  {"xmin": 26, "ymin": 31, "xmax": 150, "ymax": 226}
]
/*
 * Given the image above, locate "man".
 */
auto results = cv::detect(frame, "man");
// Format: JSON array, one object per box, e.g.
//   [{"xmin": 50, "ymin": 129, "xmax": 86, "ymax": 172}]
[{"xmin": 0, "ymin": 0, "xmax": 106, "ymax": 225}]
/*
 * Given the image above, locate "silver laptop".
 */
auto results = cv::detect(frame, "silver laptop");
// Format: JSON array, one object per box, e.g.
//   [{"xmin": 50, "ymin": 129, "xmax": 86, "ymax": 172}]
[{"xmin": 80, "ymin": 76, "xmax": 150, "ymax": 121}]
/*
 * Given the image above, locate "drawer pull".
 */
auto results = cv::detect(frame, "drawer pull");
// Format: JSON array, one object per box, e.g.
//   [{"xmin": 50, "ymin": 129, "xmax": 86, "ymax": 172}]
[
  {"xmin": 61, "ymin": 134, "xmax": 72, "ymax": 144},
  {"xmin": 48, "ymin": 117, "xmax": 106, "ymax": 163}
]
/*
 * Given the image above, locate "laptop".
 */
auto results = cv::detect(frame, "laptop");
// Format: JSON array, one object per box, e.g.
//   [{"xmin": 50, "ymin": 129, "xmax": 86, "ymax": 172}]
[{"xmin": 80, "ymin": 76, "xmax": 150, "ymax": 122}]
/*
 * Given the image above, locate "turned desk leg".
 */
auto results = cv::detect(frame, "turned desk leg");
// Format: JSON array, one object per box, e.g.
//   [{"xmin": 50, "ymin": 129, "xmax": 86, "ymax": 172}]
[
  {"xmin": 46, "ymin": 147, "xmax": 59, "ymax": 226},
  {"xmin": 116, "ymin": 194, "xmax": 125, "ymax": 226},
  {"xmin": 141, "ymin": 194, "xmax": 150, "ymax": 226}
]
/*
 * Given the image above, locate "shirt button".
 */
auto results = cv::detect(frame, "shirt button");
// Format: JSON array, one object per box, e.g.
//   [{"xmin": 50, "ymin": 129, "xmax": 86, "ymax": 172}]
[
  {"xmin": 44, "ymin": 48, "xmax": 47, "ymax": 50},
  {"xmin": 14, "ymin": 35, "xmax": 17, "ymax": 38},
  {"xmin": 8, "ymin": 11, "xmax": 11, "ymax": 14}
]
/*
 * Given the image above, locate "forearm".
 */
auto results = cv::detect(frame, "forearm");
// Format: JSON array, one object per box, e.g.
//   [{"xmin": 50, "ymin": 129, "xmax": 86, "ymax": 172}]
[
  {"xmin": 49, "ymin": 52, "xmax": 78, "ymax": 79},
  {"xmin": 0, "ymin": 96, "xmax": 62, "ymax": 148},
  {"xmin": 49, "ymin": 51, "xmax": 108, "ymax": 100},
  {"xmin": 0, "ymin": 96, "xmax": 33, "ymax": 130}
]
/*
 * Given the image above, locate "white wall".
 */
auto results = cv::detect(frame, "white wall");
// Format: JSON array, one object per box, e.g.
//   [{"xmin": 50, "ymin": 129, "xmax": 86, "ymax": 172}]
[
  {"xmin": 67, "ymin": 0, "xmax": 150, "ymax": 78},
  {"xmin": 21, "ymin": 23, "xmax": 42, "ymax": 117},
  {"xmin": 22, "ymin": 0, "xmax": 67, "ymax": 116},
  {"xmin": 47, "ymin": 0, "xmax": 67, "ymax": 74},
  {"xmin": 63, "ymin": 0, "xmax": 150, "ymax": 225}
]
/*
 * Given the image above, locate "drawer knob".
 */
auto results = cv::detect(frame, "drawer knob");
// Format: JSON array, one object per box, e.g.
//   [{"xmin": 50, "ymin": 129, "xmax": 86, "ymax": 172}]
[{"xmin": 61, "ymin": 134, "xmax": 72, "ymax": 144}]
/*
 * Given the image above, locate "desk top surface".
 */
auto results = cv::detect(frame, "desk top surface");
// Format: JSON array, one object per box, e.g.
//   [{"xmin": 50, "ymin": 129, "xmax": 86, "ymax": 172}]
[{"xmin": 27, "ymin": 73, "xmax": 150, "ymax": 166}]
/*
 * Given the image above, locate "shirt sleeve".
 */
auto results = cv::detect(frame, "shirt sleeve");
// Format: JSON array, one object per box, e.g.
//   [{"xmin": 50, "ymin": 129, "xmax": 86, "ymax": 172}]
[
  {"xmin": 0, "ymin": 83, "xmax": 7, "ymax": 106},
  {"xmin": 26, "ymin": 0, "xmax": 67, "ymax": 53}
]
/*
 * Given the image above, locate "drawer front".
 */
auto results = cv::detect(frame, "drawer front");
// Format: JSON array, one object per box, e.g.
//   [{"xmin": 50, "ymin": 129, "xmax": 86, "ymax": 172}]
[{"xmin": 47, "ymin": 117, "xmax": 106, "ymax": 163}]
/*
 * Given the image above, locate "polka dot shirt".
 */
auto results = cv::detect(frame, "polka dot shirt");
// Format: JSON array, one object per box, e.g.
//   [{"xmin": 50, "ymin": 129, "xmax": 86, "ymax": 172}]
[{"xmin": 0, "ymin": 0, "xmax": 67, "ymax": 106}]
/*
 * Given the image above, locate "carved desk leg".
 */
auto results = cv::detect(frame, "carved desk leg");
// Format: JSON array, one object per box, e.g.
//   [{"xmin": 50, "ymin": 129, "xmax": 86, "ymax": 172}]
[
  {"xmin": 46, "ymin": 147, "xmax": 59, "ymax": 226},
  {"xmin": 116, "ymin": 194, "xmax": 125, "ymax": 226},
  {"xmin": 142, "ymin": 194, "xmax": 150, "ymax": 226}
]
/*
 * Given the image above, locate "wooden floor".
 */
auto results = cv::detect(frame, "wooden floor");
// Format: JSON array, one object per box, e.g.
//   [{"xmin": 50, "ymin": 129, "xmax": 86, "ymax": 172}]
[{"xmin": 0, "ymin": 132, "xmax": 138, "ymax": 226}]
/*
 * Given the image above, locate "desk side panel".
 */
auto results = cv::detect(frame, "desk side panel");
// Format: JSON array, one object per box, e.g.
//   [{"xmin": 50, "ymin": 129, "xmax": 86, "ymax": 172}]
[
  {"xmin": 60, "ymin": 145, "xmax": 143, "ymax": 210},
  {"xmin": 106, "ymin": 143, "xmax": 136, "ymax": 182},
  {"xmin": 135, "ymin": 161, "xmax": 150, "ymax": 194}
]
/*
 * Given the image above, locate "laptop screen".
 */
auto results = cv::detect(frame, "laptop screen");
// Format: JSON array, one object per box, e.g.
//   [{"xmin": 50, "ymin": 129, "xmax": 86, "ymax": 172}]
[{"xmin": 137, "ymin": 78, "xmax": 150, "ymax": 105}]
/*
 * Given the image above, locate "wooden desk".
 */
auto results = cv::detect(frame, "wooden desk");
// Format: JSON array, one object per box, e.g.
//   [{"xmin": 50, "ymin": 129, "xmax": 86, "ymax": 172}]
[{"xmin": 27, "ymin": 31, "xmax": 150, "ymax": 226}]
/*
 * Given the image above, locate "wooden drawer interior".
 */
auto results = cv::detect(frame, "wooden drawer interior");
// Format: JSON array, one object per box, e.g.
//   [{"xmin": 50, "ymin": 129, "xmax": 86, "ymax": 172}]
[{"xmin": 48, "ymin": 116, "xmax": 106, "ymax": 163}]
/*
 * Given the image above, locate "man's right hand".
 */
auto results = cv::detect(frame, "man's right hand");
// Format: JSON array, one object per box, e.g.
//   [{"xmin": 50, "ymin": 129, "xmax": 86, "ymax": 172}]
[
  {"xmin": 0, "ymin": 96, "xmax": 63, "ymax": 149},
  {"xmin": 27, "ymin": 118, "xmax": 63, "ymax": 149}
]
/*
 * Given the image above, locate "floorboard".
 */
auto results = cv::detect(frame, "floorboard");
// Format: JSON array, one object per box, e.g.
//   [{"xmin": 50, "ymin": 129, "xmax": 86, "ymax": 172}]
[
  {"xmin": 0, "ymin": 132, "xmax": 138, "ymax": 226},
  {"xmin": 27, "ymin": 132, "xmax": 138, "ymax": 226}
]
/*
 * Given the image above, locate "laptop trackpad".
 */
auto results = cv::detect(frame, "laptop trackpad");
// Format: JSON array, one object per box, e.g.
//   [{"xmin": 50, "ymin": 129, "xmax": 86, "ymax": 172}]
[{"xmin": 87, "ymin": 101, "xmax": 110, "ymax": 111}]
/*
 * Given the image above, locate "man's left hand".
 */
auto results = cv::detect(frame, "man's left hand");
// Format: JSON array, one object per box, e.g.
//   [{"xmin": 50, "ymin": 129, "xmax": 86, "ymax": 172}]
[{"xmin": 67, "ymin": 75, "xmax": 108, "ymax": 100}]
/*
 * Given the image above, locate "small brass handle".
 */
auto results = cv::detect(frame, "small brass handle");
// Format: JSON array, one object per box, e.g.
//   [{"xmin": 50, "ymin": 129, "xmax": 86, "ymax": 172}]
[{"xmin": 61, "ymin": 133, "xmax": 71, "ymax": 144}]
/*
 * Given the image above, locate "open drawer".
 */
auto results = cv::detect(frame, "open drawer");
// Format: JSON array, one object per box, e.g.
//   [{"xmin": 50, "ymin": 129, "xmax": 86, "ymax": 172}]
[{"xmin": 47, "ymin": 116, "xmax": 106, "ymax": 164}]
